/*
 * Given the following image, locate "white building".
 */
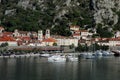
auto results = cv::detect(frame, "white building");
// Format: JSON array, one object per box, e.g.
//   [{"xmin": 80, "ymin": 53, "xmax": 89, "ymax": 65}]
[
  {"xmin": 0, "ymin": 26, "xmax": 4, "ymax": 34},
  {"xmin": 73, "ymin": 30, "xmax": 80, "ymax": 39},
  {"xmin": 96, "ymin": 38, "xmax": 120, "ymax": 47},
  {"xmin": 108, "ymin": 38, "xmax": 120, "ymax": 46},
  {"xmin": 37, "ymin": 29, "xmax": 57, "ymax": 46},
  {"xmin": 115, "ymin": 31, "xmax": 120, "ymax": 38},
  {"xmin": 70, "ymin": 26, "xmax": 80, "ymax": 31},
  {"xmin": 42, "ymin": 38, "xmax": 57, "ymax": 46},
  {"xmin": 52, "ymin": 35, "xmax": 79, "ymax": 47},
  {"xmin": 38, "ymin": 30, "xmax": 43, "ymax": 41},
  {"xmin": 13, "ymin": 29, "xmax": 37, "ymax": 37},
  {"xmin": 45, "ymin": 29, "xmax": 50, "ymax": 39},
  {"xmin": 0, "ymin": 36, "xmax": 18, "ymax": 46}
]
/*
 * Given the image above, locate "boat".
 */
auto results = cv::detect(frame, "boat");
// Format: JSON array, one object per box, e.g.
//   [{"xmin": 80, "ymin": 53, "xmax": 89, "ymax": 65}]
[
  {"xmin": 102, "ymin": 51, "xmax": 110, "ymax": 56},
  {"xmin": 67, "ymin": 54, "xmax": 78, "ymax": 61},
  {"xmin": 85, "ymin": 52, "xmax": 95, "ymax": 59},
  {"xmin": 112, "ymin": 50, "xmax": 120, "ymax": 57},
  {"xmin": 48, "ymin": 55, "xmax": 66, "ymax": 62},
  {"xmin": 40, "ymin": 53, "xmax": 50, "ymax": 57},
  {"xmin": 94, "ymin": 50, "xmax": 103, "ymax": 57}
]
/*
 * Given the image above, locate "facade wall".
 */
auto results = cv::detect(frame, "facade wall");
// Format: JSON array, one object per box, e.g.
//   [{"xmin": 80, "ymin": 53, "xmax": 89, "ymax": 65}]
[
  {"xmin": 0, "ymin": 41, "xmax": 18, "ymax": 46},
  {"xmin": 56, "ymin": 38, "xmax": 78, "ymax": 47},
  {"xmin": 73, "ymin": 36, "xmax": 80, "ymax": 39},
  {"xmin": 109, "ymin": 41, "xmax": 120, "ymax": 46},
  {"xmin": 42, "ymin": 42, "xmax": 54, "ymax": 46},
  {"xmin": 70, "ymin": 27, "xmax": 79, "ymax": 31}
]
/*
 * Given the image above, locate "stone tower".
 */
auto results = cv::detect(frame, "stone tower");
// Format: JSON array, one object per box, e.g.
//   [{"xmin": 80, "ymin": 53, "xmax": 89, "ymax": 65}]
[
  {"xmin": 38, "ymin": 30, "xmax": 43, "ymax": 41},
  {"xmin": 45, "ymin": 29, "xmax": 50, "ymax": 39}
]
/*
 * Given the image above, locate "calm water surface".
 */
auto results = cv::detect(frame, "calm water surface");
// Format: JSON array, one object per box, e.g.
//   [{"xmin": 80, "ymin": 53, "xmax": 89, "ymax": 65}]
[{"xmin": 0, "ymin": 57, "xmax": 120, "ymax": 80}]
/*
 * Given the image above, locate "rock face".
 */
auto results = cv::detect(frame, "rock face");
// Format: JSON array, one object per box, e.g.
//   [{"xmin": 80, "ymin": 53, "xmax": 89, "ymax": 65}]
[
  {"xmin": 92, "ymin": 0, "xmax": 120, "ymax": 27},
  {"xmin": 0, "ymin": 0, "xmax": 120, "ymax": 30},
  {"xmin": 17, "ymin": 0, "xmax": 30, "ymax": 9}
]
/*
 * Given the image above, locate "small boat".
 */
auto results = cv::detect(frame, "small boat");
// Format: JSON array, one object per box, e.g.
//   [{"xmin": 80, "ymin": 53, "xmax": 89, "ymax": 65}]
[
  {"xmin": 94, "ymin": 50, "xmax": 103, "ymax": 57},
  {"xmin": 10, "ymin": 54, "xmax": 16, "ymax": 58},
  {"xmin": 102, "ymin": 51, "xmax": 110, "ymax": 56},
  {"xmin": 112, "ymin": 50, "xmax": 120, "ymax": 57},
  {"xmin": 48, "ymin": 55, "xmax": 66, "ymax": 62},
  {"xmin": 67, "ymin": 54, "xmax": 78, "ymax": 61},
  {"xmin": 85, "ymin": 52, "xmax": 94, "ymax": 59},
  {"xmin": 40, "ymin": 53, "xmax": 50, "ymax": 57},
  {"xmin": 30, "ymin": 53, "xmax": 40, "ymax": 57}
]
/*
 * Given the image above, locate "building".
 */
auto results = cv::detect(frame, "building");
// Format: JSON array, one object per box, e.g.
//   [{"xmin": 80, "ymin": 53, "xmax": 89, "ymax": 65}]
[
  {"xmin": 2, "ymin": 32, "xmax": 13, "ymax": 37},
  {"xmin": 73, "ymin": 30, "xmax": 80, "ymax": 39},
  {"xmin": 0, "ymin": 27, "xmax": 79, "ymax": 47},
  {"xmin": 115, "ymin": 31, "xmax": 120, "ymax": 38},
  {"xmin": 0, "ymin": 36, "xmax": 18, "ymax": 46},
  {"xmin": 108, "ymin": 38, "xmax": 120, "ymax": 46},
  {"xmin": 80, "ymin": 30, "xmax": 89, "ymax": 39},
  {"xmin": 70, "ymin": 25, "xmax": 80, "ymax": 31},
  {"xmin": 0, "ymin": 26, "xmax": 4, "ymax": 33},
  {"xmin": 13, "ymin": 29, "xmax": 37, "ymax": 38},
  {"xmin": 94, "ymin": 38, "xmax": 120, "ymax": 47},
  {"xmin": 38, "ymin": 30, "xmax": 43, "ymax": 41},
  {"xmin": 45, "ymin": 29, "xmax": 50, "ymax": 39},
  {"xmin": 42, "ymin": 37, "xmax": 57, "ymax": 46},
  {"xmin": 52, "ymin": 35, "xmax": 78, "ymax": 47}
]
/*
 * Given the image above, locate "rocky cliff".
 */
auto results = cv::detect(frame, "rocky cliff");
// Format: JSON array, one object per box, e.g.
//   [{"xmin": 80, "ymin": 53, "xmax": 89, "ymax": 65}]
[
  {"xmin": 92, "ymin": 0, "xmax": 120, "ymax": 27},
  {"xmin": 0, "ymin": 0, "xmax": 120, "ymax": 36}
]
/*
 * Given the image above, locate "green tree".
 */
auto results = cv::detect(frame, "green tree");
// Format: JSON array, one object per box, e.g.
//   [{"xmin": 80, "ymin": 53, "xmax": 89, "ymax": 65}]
[
  {"xmin": 96, "ymin": 24, "xmax": 113, "ymax": 38},
  {"xmin": 69, "ymin": 44, "xmax": 75, "ymax": 49},
  {"xmin": 75, "ymin": 43, "xmax": 88, "ymax": 52},
  {"xmin": 0, "ymin": 42, "xmax": 8, "ymax": 47},
  {"xmin": 53, "ymin": 42, "xmax": 57, "ymax": 46}
]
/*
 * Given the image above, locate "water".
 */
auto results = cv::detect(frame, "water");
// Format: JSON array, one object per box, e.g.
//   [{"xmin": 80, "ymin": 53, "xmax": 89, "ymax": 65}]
[{"xmin": 0, "ymin": 57, "xmax": 120, "ymax": 80}]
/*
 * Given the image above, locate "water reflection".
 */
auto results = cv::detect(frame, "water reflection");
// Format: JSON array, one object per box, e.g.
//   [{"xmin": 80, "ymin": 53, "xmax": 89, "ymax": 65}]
[{"xmin": 0, "ymin": 57, "xmax": 120, "ymax": 80}]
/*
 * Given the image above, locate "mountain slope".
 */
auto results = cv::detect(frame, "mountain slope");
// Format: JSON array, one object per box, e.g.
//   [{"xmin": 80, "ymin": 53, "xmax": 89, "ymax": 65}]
[{"xmin": 0, "ymin": 0, "xmax": 120, "ymax": 37}]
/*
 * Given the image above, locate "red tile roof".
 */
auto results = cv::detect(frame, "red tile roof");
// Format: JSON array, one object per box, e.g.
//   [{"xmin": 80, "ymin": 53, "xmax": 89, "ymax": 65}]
[
  {"xmin": 0, "ymin": 36, "xmax": 16, "ymax": 41},
  {"xmin": 21, "ymin": 37, "xmax": 31, "ymax": 41},
  {"xmin": 18, "ymin": 31, "xmax": 29, "ymax": 34},
  {"xmin": 73, "ymin": 33, "xmax": 80, "ymax": 36},
  {"xmin": 2, "ymin": 32, "xmax": 13, "ymax": 36},
  {"xmin": 43, "ymin": 38, "xmax": 57, "ymax": 42}
]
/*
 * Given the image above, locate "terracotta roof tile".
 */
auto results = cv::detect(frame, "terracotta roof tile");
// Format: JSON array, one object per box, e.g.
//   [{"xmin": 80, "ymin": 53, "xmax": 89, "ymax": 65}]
[
  {"xmin": 21, "ymin": 37, "xmax": 31, "ymax": 41},
  {"xmin": 43, "ymin": 38, "xmax": 57, "ymax": 42},
  {"xmin": 73, "ymin": 33, "xmax": 80, "ymax": 36},
  {"xmin": 0, "ymin": 36, "xmax": 16, "ymax": 41},
  {"xmin": 2, "ymin": 32, "xmax": 13, "ymax": 36}
]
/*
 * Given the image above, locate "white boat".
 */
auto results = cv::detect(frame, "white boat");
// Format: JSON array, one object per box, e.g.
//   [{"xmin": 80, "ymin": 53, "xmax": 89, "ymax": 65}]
[
  {"xmin": 85, "ymin": 52, "xmax": 94, "ymax": 59},
  {"xmin": 95, "ymin": 50, "xmax": 103, "ymax": 57},
  {"xmin": 48, "ymin": 55, "xmax": 66, "ymax": 62},
  {"xmin": 102, "ymin": 51, "xmax": 110, "ymax": 56},
  {"xmin": 41, "ymin": 53, "xmax": 50, "ymax": 57},
  {"xmin": 30, "ymin": 53, "xmax": 40, "ymax": 57},
  {"xmin": 67, "ymin": 54, "xmax": 78, "ymax": 61}
]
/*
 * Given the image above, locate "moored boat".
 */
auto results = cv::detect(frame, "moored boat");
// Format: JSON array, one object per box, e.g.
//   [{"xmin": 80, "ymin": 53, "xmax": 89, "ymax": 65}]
[
  {"xmin": 94, "ymin": 50, "xmax": 103, "ymax": 57},
  {"xmin": 48, "ymin": 55, "xmax": 66, "ymax": 62},
  {"xmin": 85, "ymin": 52, "xmax": 95, "ymax": 59},
  {"xmin": 67, "ymin": 54, "xmax": 78, "ymax": 61},
  {"xmin": 40, "ymin": 53, "xmax": 50, "ymax": 57},
  {"xmin": 112, "ymin": 50, "xmax": 120, "ymax": 57},
  {"xmin": 102, "ymin": 51, "xmax": 110, "ymax": 56}
]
